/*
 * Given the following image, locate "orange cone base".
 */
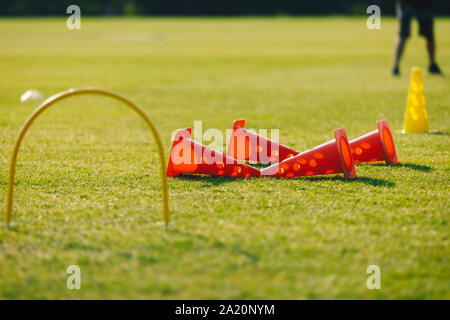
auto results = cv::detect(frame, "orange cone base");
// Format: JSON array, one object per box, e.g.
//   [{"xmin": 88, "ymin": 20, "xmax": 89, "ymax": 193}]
[
  {"xmin": 261, "ymin": 129, "xmax": 356, "ymax": 179},
  {"xmin": 167, "ymin": 128, "xmax": 261, "ymax": 178},
  {"xmin": 227, "ymin": 119, "xmax": 299, "ymax": 164},
  {"xmin": 349, "ymin": 119, "xmax": 398, "ymax": 165}
]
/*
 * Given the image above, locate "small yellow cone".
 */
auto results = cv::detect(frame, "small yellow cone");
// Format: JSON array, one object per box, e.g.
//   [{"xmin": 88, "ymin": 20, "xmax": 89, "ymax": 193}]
[{"xmin": 402, "ymin": 67, "xmax": 429, "ymax": 133}]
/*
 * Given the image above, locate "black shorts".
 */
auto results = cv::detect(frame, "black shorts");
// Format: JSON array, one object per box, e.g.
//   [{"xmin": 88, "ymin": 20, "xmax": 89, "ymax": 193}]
[{"xmin": 397, "ymin": 3, "xmax": 434, "ymax": 39}]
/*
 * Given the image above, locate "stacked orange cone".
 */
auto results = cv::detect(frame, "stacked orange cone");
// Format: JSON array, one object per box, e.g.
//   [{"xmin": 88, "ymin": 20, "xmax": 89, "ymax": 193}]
[
  {"xmin": 227, "ymin": 119, "xmax": 299, "ymax": 164},
  {"xmin": 167, "ymin": 128, "xmax": 260, "ymax": 178}
]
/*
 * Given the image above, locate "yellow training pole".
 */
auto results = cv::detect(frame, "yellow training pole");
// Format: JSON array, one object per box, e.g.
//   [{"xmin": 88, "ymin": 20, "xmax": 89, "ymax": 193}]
[{"xmin": 5, "ymin": 87, "xmax": 169, "ymax": 229}]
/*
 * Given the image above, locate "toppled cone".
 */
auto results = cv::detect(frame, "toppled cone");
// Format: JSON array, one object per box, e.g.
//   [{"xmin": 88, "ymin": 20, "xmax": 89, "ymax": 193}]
[
  {"xmin": 261, "ymin": 129, "xmax": 356, "ymax": 179},
  {"xmin": 227, "ymin": 119, "xmax": 299, "ymax": 164},
  {"xmin": 167, "ymin": 128, "xmax": 260, "ymax": 178},
  {"xmin": 349, "ymin": 119, "xmax": 398, "ymax": 165}
]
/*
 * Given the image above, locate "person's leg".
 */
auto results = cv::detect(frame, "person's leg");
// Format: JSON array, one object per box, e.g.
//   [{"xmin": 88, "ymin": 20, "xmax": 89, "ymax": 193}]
[
  {"xmin": 418, "ymin": 11, "xmax": 442, "ymax": 74},
  {"xmin": 393, "ymin": 37, "xmax": 407, "ymax": 73},
  {"xmin": 426, "ymin": 38, "xmax": 442, "ymax": 74},
  {"xmin": 392, "ymin": 2, "xmax": 411, "ymax": 75},
  {"xmin": 425, "ymin": 37, "xmax": 436, "ymax": 65}
]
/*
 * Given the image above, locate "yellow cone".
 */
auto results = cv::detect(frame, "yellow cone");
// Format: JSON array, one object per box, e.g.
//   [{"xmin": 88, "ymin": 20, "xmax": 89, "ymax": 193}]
[{"xmin": 402, "ymin": 67, "xmax": 429, "ymax": 133}]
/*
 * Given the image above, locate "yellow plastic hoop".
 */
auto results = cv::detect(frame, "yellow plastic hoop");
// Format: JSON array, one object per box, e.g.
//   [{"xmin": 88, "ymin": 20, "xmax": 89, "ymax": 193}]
[{"xmin": 5, "ymin": 87, "xmax": 169, "ymax": 229}]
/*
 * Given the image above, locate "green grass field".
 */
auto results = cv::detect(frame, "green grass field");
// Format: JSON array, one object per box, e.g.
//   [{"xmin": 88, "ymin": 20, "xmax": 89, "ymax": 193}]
[{"xmin": 0, "ymin": 17, "xmax": 449, "ymax": 299}]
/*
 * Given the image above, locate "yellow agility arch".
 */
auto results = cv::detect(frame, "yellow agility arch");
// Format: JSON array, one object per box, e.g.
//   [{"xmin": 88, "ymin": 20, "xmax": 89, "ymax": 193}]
[{"xmin": 5, "ymin": 87, "xmax": 169, "ymax": 228}]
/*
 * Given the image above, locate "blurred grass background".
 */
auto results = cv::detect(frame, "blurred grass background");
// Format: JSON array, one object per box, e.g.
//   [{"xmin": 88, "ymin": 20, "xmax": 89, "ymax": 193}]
[{"xmin": 0, "ymin": 17, "xmax": 449, "ymax": 299}]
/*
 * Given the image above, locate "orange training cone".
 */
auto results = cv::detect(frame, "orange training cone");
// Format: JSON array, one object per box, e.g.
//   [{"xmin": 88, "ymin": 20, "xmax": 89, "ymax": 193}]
[
  {"xmin": 227, "ymin": 119, "xmax": 299, "ymax": 164},
  {"xmin": 167, "ymin": 128, "xmax": 261, "ymax": 178},
  {"xmin": 261, "ymin": 129, "xmax": 356, "ymax": 179},
  {"xmin": 349, "ymin": 119, "xmax": 398, "ymax": 165}
]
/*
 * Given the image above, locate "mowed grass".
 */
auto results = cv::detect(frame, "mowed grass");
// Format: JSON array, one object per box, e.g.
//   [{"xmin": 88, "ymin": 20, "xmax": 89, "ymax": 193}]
[{"xmin": 0, "ymin": 17, "xmax": 449, "ymax": 299}]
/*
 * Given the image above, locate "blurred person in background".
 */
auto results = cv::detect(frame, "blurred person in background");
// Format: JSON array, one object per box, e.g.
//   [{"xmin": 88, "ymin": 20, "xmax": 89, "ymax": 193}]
[{"xmin": 392, "ymin": 0, "xmax": 442, "ymax": 76}]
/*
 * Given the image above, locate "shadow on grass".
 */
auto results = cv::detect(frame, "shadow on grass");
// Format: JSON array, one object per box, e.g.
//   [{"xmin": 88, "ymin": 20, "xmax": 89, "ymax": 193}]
[
  {"xmin": 361, "ymin": 162, "xmax": 433, "ymax": 172},
  {"xmin": 296, "ymin": 175, "xmax": 396, "ymax": 188},
  {"xmin": 176, "ymin": 174, "xmax": 237, "ymax": 186},
  {"xmin": 396, "ymin": 162, "xmax": 433, "ymax": 172},
  {"xmin": 427, "ymin": 131, "xmax": 450, "ymax": 136},
  {"xmin": 2, "ymin": 223, "xmax": 18, "ymax": 232},
  {"xmin": 176, "ymin": 173, "xmax": 395, "ymax": 187}
]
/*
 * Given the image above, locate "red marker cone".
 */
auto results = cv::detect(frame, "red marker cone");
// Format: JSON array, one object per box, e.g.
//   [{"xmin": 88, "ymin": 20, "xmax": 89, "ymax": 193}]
[
  {"xmin": 261, "ymin": 129, "xmax": 356, "ymax": 179},
  {"xmin": 167, "ymin": 128, "xmax": 261, "ymax": 178},
  {"xmin": 349, "ymin": 119, "xmax": 398, "ymax": 165},
  {"xmin": 227, "ymin": 119, "xmax": 298, "ymax": 164}
]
